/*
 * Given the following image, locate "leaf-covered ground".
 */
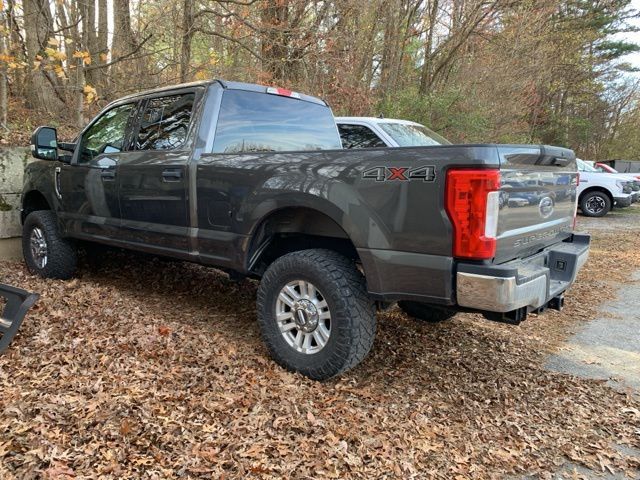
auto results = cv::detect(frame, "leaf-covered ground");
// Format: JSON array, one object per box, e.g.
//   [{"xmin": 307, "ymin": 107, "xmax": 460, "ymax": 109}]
[{"xmin": 1, "ymin": 220, "xmax": 639, "ymax": 479}]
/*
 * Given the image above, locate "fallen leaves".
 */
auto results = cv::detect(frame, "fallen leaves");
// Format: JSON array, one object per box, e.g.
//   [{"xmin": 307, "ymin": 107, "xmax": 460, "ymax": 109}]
[{"xmin": 0, "ymin": 224, "xmax": 638, "ymax": 478}]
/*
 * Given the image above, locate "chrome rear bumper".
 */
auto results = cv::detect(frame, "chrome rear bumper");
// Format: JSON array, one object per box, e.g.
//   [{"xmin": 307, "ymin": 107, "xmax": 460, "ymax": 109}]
[{"xmin": 456, "ymin": 234, "xmax": 590, "ymax": 313}]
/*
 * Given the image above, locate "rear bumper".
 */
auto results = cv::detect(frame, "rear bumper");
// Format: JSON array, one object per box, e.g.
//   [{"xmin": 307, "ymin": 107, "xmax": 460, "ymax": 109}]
[{"xmin": 456, "ymin": 234, "xmax": 590, "ymax": 313}]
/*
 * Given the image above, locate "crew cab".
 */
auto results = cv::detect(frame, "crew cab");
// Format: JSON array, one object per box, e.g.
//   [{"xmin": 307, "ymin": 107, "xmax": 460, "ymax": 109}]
[
  {"xmin": 576, "ymin": 159, "xmax": 634, "ymax": 216},
  {"xmin": 22, "ymin": 80, "xmax": 590, "ymax": 380}
]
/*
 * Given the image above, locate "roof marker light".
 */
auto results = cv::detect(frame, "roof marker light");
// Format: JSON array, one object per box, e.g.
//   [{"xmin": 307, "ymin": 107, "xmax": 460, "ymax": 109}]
[{"xmin": 266, "ymin": 86, "xmax": 301, "ymax": 99}]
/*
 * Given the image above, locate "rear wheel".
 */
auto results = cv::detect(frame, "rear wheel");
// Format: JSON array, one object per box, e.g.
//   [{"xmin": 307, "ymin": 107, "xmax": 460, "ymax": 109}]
[
  {"xmin": 579, "ymin": 191, "xmax": 611, "ymax": 217},
  {"xmin": 22, "ymin": 211, "xmax": 77, "ymax": 279},
  {"xmin": 256, "ymin": 249, "xmax": 376, "ymax": 380},
  {"xmin": 398, "ymin": 301, "xmax": 456, "ymax": 323}
]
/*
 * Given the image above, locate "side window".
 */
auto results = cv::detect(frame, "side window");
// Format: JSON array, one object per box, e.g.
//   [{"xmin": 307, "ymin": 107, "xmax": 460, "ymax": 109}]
[
  {"xmin": 338, "ymin": 124, "xmax": 387, "ymax": 149},
  {"xmin": 79, "ymin": 103, "xmax": 136, "ymax": 163},
  {"xmin": 135, "ymin": 93, "xmax": 195, "ymax": 151}
]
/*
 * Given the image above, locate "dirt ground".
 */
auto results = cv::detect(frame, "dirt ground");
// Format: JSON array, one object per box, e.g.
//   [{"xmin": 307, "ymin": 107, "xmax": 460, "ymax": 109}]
[{"xmin": 1, "ymin": 208, "xmax": 639, "ymax": 479}]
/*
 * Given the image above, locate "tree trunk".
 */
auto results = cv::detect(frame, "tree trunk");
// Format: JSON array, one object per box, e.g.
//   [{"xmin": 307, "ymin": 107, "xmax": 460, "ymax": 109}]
[
  {"xmin": 23, "ymin": 0, "xmax": 64, "ymax": 113},
  {"xmin": 180, "ymin": 0, "xmax": 194, "ymax": 83},
  {"xmin": 112, "ymin": 0, "xmax": 140, "ymax": 93},
  {"xmin": 261, "ymin": 0, "xmax": 289, "ymax": 82},
  {"xmin": 94, "ymin": 0, "xmax": 108, "ymax": 93},
  {"xmin": 82, "ymin": 0, "xmax": 101, "ymax": 91},
  {"xmin": 419, "ymin": 0, "xmax": 439, "ymax": 94},
  {"xmin": 0, "ymin": 9, "xmax": 7, "ymax": 128}
]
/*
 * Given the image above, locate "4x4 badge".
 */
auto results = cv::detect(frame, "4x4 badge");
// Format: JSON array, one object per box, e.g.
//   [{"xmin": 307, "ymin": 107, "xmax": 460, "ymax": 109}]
[{"xmin": 362, "ymin": 166, "xmax": 436, "ymax": 182}]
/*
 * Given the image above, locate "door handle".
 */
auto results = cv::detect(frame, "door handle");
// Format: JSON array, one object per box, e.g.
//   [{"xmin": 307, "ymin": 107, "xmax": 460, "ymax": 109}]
[
  {"xmin": 100, "ymin": 170, "xmax": 116, "ymax": 181},
  {"xmin": 54, "ymin": 167, "xmax": 62, "ymax": 199},
  {"xmin": 162, "ymin": 169, "xmax": 183, "ymax": 182}
]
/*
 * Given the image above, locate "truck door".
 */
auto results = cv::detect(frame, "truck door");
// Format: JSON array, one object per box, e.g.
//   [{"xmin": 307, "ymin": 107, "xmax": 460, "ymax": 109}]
[
  {"xmin": 59, "ymin": 102, "xmax": 139, "ymax": 239},
  {"xmin": 117, "ymin": 91, "xmax": 197, "ymax": 254}
]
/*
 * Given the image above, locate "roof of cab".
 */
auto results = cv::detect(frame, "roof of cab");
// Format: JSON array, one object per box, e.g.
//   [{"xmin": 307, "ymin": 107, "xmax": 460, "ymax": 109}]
[
  {"xmin": 335, "ymin": 116, "xmax": 424, "ymax": 126},
  {"xmin": 113, "ymin": 79, "xmax": 328, "ymax": 107}
]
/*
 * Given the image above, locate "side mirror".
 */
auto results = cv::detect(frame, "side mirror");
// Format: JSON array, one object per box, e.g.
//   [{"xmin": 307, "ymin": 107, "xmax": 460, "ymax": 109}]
[{"xmin": 30, "ymin": 126, "xmax": 59, "ymax": 161}]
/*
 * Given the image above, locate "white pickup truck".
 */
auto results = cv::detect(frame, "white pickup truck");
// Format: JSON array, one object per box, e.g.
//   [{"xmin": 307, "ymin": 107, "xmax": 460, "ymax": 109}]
[
  {"xmin": 335, "ymin": 116, "xmax": 450, "ymax": 148},
  {"xmin": 576, "ymin": 159, "xmax": 634, "ymax": 217}
]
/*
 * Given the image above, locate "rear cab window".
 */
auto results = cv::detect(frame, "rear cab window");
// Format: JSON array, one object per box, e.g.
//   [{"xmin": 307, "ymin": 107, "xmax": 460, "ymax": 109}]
[{"xmin": 212, "ymin": 90, "xmax": 341, "ymax": 153}]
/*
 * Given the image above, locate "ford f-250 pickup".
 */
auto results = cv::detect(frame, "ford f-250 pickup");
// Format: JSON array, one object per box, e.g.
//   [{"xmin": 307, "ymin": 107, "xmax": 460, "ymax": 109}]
[{"xmin": 22, "ymin": 79, "xmax": 590, "ymax": 380}]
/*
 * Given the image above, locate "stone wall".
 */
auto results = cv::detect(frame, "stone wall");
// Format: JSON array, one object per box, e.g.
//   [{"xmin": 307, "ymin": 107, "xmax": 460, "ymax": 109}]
[{"xmin": 0, "ymin": 148, "xmax": 33, "ymax": 238}]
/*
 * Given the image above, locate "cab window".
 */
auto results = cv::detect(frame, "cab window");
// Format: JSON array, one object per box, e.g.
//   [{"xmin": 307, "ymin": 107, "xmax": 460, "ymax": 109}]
[
  {"xmin": 338, "ymin": 124, "xmax": 387, "ymax": 149},
  {"xmin": 212, "ymin": 90, "xmax": 341, "ymax": 153},
  {"xmin": 79, "ymin": 103, "xmax": 137, "ymax": 163},
  {"xmin": 134, "ymin": 93, "xmax": 196, "ymax": 151}
]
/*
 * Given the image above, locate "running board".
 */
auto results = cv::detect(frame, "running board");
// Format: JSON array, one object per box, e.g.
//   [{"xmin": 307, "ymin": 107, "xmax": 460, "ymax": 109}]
[{"xmin": 0, "ymin": 284, "xmax": 39, "ymax": 354}]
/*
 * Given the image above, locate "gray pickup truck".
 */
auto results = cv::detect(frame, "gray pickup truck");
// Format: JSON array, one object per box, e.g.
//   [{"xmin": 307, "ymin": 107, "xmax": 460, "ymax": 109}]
[{"xmin": 22, "ymin": 80, "xmax": 589, "ymax": 379}]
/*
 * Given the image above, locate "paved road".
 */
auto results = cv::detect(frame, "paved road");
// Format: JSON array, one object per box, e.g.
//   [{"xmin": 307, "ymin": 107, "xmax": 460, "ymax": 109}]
[
  {"xmin": 547, "ymin": 269, "xmax": 640, "ymax": 393},
  {"xmin": 545, "ymin": 209, "xmax": 640, "ymax": 479}
]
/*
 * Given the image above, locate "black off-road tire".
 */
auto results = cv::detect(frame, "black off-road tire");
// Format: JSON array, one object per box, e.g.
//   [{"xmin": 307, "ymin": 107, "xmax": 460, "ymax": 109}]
[
  {"xmin": 22, "ymin": 211, "xmax": 77, "ymax": 279},
  {"xmin": 256, "ymin": 249, "xmax": 376, "ymax": 381},
  {"xmin": 398, "ymin": 301, "xmax": 456, "ymax": 323},
  {"xmin": 579, "ymin": 191, "xmax": 611, "ymax": 217}
]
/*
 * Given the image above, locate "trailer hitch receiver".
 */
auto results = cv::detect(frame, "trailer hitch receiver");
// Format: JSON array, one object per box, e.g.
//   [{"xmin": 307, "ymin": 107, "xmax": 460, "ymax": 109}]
[{"xmin": 0, "ymin": 284, "xmax": 39, "ymax": 354}]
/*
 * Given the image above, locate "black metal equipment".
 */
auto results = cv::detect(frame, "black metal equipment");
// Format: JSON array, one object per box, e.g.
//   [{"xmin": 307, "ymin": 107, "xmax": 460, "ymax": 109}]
[{"xmin": 0, "ymin": 284, "xmax": 39, "ymax": 354}]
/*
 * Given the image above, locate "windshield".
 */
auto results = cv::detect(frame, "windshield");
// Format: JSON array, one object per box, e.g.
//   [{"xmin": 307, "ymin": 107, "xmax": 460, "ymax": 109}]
[
  {"xmin": 378, "ymin": 122, "xmax": 451, "ymax": 147},
  {"xmin": 577, "ymin": 159, "xmax": 598, "ymax": 172}
]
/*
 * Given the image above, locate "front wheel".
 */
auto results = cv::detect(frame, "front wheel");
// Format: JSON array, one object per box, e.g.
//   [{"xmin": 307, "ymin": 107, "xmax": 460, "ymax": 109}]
[
  {"xmin": 256, "ymin": 249, "xmax": 376, "ymax": 380},
  {"xmin": 22, "ymin": 211, "xmax": 77, "ymax": 279},
  {"xmin": 579, "ymin": 191, "xmax": 611, "ymax": 217}
]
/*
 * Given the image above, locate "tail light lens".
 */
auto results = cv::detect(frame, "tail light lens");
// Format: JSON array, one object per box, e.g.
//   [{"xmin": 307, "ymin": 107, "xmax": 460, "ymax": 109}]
[{"xmin": 445, "ymin": 169, "xmax": 501, "ymax": 260}]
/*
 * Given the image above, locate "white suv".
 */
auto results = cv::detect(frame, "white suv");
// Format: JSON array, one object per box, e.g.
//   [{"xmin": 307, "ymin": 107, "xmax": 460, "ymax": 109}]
[{"xmin": 577, "ymin": 159, "xmax": 633, "ymax": 217}]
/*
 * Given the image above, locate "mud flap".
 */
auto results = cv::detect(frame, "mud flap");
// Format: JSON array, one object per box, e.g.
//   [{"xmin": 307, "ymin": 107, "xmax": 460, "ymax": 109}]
[{"xmin": 0, "ymin": 284, "xmax": 39, "ymax": 354}]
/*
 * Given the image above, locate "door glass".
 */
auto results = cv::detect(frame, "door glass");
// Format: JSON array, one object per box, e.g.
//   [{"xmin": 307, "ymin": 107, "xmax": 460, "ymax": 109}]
[
  {"xmin": 79, "ymin": 103, "xmax": 136, "ymax": 163},
  {"xmin": 135, "ymin": 93, "xmax": 195, "ymax": 151},
  {"xmin": 338, "ymin": 124, "xmax": 387, "ymax": 149}
]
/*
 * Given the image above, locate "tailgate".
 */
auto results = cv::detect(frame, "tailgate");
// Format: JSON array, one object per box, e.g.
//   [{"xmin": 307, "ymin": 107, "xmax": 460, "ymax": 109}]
[{"xmin": 495, "ymin": 146, "xmax": 577, "ymax": 264}]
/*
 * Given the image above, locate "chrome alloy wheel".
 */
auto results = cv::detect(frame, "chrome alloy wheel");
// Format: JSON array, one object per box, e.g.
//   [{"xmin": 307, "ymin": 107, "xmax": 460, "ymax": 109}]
[
  {"xmin": 276, "ymin": 280, "xmax": 331, "ymax": 354},
  {"xmin": 29, "ymin": 227, "xmax": 48, "ymax": 269},
  {"xmin": 585, "ymin": 195, "xmax": 606, "ymax": 215}
]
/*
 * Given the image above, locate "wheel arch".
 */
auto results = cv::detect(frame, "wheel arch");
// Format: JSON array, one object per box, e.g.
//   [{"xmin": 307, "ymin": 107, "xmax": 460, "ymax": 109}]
[
  {"xmin": 579, "ymin": 186, "xmax": 613, "ymax": 204},
  {"xmin": 246, "ymin": 206, "xmax": 361, "ymax": 275},
  {"xmin": 21, "ymin": 190, "xmax": 52, "ymax": 224}
]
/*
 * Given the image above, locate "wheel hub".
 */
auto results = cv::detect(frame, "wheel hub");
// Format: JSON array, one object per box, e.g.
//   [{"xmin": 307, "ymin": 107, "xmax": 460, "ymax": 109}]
[
  {"xmin": 29, "ymin": 227, "xmax": 48, "ymax": 269},
  {"xmin": 586, "ymin": 196, "xmax": 605, "ymax": 214},
  {"xmin": 292, "ymin": 299, "xmax": 319, "ymax": 332},
  {"xmin": 275, "ymin": 280, "xmax": 332, "ymax": 355}
]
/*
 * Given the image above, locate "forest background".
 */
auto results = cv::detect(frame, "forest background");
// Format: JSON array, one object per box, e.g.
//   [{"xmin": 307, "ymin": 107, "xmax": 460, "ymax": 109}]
[{"xmin": 1, "ymin": 0, "xmax": 640, "ymax": 160}]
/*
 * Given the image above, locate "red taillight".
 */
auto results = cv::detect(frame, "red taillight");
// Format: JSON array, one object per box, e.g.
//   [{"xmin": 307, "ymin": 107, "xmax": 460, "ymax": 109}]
[{"xmin": 445, "ymin": 169, "xmax": 500, "ymax": 260}]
